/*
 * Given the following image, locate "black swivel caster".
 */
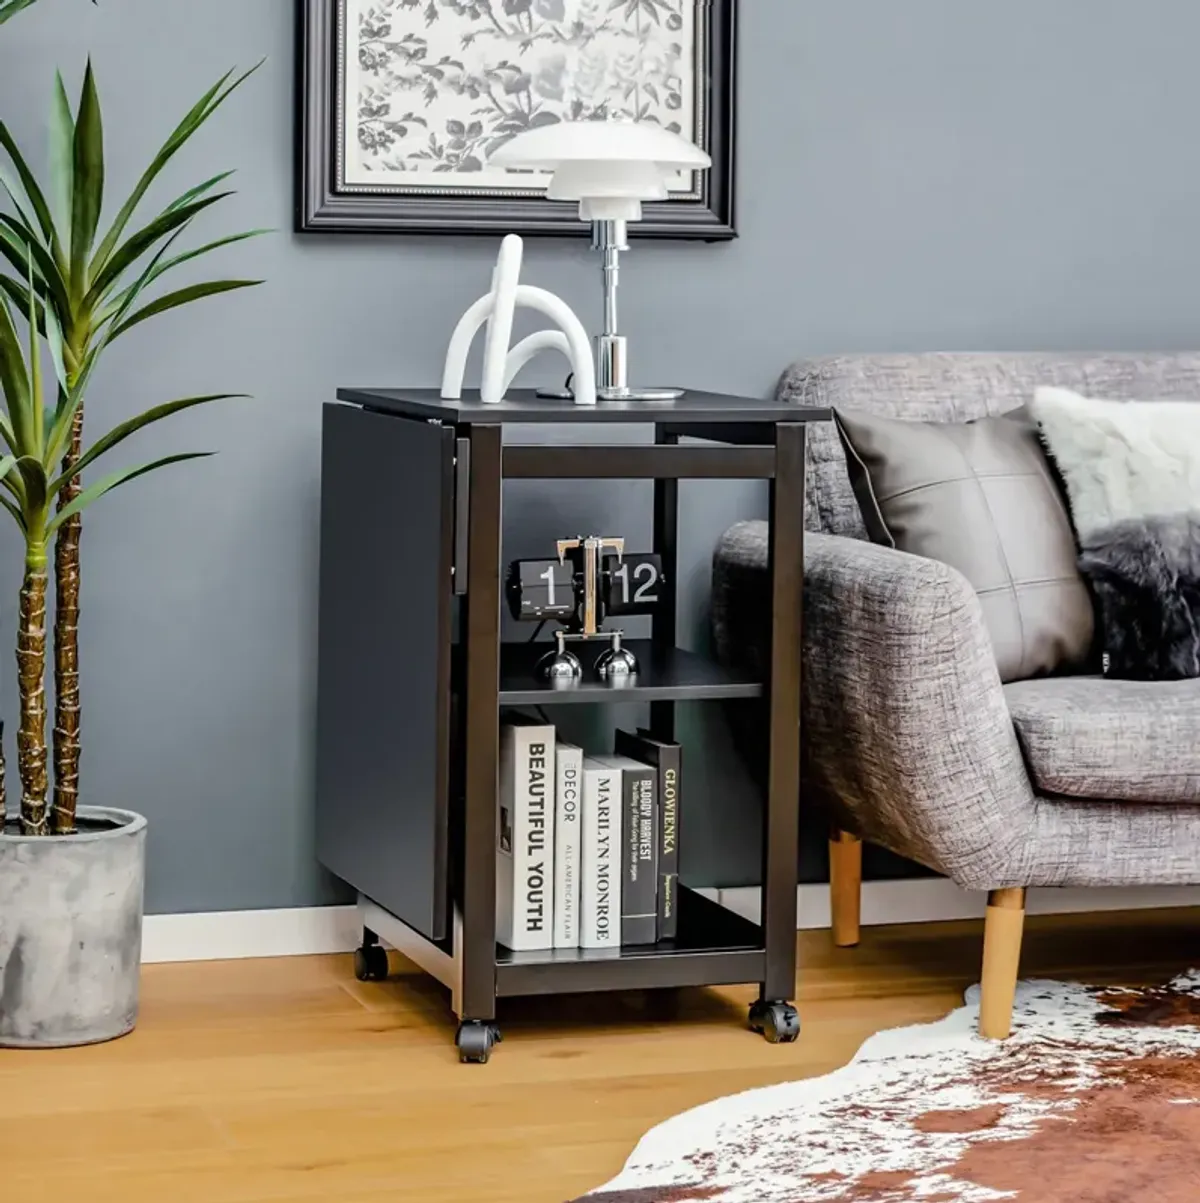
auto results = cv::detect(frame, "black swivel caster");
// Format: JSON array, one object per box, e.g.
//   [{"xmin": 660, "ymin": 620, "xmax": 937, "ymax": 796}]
[
  {"xmin": 749, "ymin": 1000, "xmax": 800, "ymax": 1044},
  {"xmin": 353, "ymin": 943, "xmax": 389, "ymax": 982},
  {"xmin": 456, "ymin": 1020, "xmax": 502, "ymax": 1064}
]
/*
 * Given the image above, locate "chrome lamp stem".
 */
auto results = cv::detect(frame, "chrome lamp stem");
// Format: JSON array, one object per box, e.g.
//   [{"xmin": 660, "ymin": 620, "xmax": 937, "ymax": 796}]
[{"xmin": 591, "ymin": 218, "xmax": 682, "ymax": 403}]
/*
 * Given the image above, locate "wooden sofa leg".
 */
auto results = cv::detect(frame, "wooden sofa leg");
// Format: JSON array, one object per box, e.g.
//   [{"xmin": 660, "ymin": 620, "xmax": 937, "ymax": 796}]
[
  {"xmin": 829, "ymin": 830, "xmax": 862, "ymax": 948},
  {"xmin": 979, "ymin": 888, "xmax": 1027, "ymax": 1040}
]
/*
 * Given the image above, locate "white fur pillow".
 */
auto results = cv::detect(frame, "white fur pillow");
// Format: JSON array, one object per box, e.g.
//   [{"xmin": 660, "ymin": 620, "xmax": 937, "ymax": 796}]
[
  {"xmin": 1029, "ymin": 386, "xmax": 1200, "ymax": 541},
  {"xmin": 1030, "ymin": 385, "xmax": 1200, "ymax": 680}
]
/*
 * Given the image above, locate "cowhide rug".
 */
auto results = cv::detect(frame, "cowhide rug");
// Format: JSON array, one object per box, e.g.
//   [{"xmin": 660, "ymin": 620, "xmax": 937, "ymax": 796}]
[{"xmin": 572, "ymin": 973, "xmax": 1200, "ymax": 1202}]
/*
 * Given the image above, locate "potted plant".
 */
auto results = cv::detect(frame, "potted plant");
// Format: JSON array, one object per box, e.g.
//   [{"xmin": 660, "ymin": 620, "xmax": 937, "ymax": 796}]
[{"xmin": 0, "ymin": 61, "xmax": 262, "ymax": 1047}]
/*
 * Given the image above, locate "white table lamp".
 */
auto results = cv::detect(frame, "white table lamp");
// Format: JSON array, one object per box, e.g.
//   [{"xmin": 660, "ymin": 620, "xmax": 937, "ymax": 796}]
[{"xmin": 490, "ymin": 122, "xmax": 711, "ymax": 402}]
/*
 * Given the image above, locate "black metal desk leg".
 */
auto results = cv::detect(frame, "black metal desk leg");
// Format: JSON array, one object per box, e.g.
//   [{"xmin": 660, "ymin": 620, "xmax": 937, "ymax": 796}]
[
  {"xmin": 459, "ymin": 423, "xmax": 503, "ymax": 1061},
  {"xmin": 752, "ymin": 422, "xmax": 804, "ymax": 1042},
  {"xmin": 650, "ymin": 427, "xmax": 680, "ymax": 741}
]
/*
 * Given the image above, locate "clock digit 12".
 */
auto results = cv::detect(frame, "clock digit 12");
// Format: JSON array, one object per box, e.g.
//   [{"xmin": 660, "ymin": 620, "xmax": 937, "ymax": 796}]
[{"xmin": 602, "ymin": 553, "xmax": 665, "ymax": 617}]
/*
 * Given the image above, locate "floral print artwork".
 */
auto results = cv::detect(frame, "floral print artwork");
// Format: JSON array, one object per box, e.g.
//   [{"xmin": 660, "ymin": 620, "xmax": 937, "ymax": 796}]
[{"xmin": 344, "ymin": 0, "xmax": 697, "ymax": 190}]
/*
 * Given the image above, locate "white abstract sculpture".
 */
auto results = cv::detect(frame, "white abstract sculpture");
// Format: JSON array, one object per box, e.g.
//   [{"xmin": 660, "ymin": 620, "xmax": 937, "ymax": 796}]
[{"xmin": 441, "ymin": 234, "xmax": 596, "ymax": 406}]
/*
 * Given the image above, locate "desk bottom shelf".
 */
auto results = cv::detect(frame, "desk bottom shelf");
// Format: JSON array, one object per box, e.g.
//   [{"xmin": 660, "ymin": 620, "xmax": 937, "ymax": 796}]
[
  {"xmin": 357, "ymin": 885, "xmax": 797, "ymax": 1064},
  {"xmin": 495, "ymin": 887, "xmax": 764, "ymax": 997}
]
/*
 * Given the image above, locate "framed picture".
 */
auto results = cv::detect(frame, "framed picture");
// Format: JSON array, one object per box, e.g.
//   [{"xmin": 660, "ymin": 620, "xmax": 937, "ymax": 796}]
[{"xmin": 296, "ymin": 0, "xmax": 736, "ymax": 238}]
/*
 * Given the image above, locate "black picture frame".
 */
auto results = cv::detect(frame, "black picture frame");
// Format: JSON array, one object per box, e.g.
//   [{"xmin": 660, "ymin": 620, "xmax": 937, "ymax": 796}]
[{"xmin": 295, "ymin": 1, "xmax": 736, "ymax": 240}]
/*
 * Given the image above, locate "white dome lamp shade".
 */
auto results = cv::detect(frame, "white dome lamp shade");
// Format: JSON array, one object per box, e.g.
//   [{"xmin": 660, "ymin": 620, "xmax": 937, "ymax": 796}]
[{"xmin": 491, "ymin": 122, "xmax": 712, "ymax": 401}]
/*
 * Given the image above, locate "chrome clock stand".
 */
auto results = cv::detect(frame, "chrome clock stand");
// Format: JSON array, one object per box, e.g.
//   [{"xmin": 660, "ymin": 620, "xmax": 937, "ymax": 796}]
[
  {"xmin": 537, "ymin": 629, "xmax": 583, "ymax": 683},
  {"xmin": 536, "ymin": 627, "xmax": 637, "ymax": 686},
  {"xmin": 594, "ymin": 630, "xmax": 639, "ymax": 679}
]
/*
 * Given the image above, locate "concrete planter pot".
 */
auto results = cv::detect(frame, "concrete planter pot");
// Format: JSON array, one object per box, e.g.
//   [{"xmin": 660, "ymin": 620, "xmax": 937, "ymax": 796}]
[{"xmin": 0, "ymin": 806, "xmax": 146, "ymax": 1048}]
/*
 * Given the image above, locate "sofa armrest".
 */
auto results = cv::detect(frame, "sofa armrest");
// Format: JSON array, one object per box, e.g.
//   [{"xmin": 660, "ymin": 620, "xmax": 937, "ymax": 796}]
[{"xmin": 712, "ymin": 522, "xmax": 1037, "ymax": 889}]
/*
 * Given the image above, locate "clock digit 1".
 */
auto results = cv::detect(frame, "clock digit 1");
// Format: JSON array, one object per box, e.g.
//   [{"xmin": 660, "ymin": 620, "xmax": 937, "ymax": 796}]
[{"xmin": 540, "ymin": 563, "xmax": 558, "ymax": 610}]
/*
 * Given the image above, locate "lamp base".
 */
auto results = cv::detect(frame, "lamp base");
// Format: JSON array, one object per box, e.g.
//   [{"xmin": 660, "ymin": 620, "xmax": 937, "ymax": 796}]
[
  {"xmin": 598, "ymin": 385, "xmax": 684, "ymax": 402},
  {"xmin": 536, "ymin": 383, "xmax": 684, "ymax": 403}
]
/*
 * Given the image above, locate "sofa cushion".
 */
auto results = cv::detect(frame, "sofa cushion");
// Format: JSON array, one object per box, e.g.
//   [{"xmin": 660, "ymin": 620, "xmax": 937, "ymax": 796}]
[
  {"xmin": 834, "ymin": 407, "xmax": 1093, "ymax": 682},
  {"xmin": 777, "ymin": 353, "xmax": 1200, "ymax": 539},
  {"xmin": 1004, "ymin": 676, "xmax": 1200, "ymax": 802}
]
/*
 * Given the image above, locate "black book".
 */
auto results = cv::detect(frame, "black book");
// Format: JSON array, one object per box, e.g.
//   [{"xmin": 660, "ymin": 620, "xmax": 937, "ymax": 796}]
[
  {"xmin": 615, "ymin": 730, "xmax": 681, "ymax": 941},
  {"xmin": 596, "ymin": 754, "xmax": 657, "ymax": 946}
]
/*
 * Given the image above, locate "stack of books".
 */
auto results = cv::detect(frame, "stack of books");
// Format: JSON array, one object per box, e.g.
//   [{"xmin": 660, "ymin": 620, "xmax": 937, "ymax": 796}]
[{"xmin": 496, "ymin": 718, "xmax": 681, "ymax": 953}]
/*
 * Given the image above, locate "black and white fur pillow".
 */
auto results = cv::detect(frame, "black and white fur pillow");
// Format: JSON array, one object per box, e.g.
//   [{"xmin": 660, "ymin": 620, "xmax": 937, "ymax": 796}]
[{"xmin": 1030, "ymin": 386, "xmax": 1200, "ymax": 681}]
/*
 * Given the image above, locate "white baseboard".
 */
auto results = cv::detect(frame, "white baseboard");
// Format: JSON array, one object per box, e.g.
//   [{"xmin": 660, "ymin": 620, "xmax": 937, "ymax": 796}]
[
  {"xmin": 141, "ymin": 905, "xmax": 359, "ymax": 964},
  {"xmin": 716, "ymin": 880, "xmax": 1200, "ymax": 928},
  {"xmin": 139, "ymin": 883, "xmax": 1200, "ymax": 964}
]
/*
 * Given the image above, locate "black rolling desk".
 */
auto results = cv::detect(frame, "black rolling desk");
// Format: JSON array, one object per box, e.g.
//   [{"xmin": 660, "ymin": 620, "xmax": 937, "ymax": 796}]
[{"xmin": 315, "ymin": 389, "xmax": 829, "ymax": 1062}]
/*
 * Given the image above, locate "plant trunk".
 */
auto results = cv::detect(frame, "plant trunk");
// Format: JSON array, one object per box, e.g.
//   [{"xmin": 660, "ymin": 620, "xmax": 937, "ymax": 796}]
[
  {"xmin": 17, "ymin": 562, "xmax": 49, "ymax": 836},
  {"xmin": 51, "ymin": 408, "xmax": 83, "ymax": 835}
]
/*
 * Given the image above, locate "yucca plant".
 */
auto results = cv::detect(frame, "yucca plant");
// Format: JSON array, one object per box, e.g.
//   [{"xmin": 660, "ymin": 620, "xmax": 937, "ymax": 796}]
[
  {"xmin": 0, "ymin": 254, "xmax": 239, "ymax": 834},
  {"xmin": 0, "ymin": 60, "xmax": 264, "ymax": 833}
]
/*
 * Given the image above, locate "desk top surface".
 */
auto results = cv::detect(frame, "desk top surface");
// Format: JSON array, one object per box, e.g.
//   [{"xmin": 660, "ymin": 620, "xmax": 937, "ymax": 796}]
[{"xmin": 337, "ymin": 388, "xmax": 832, "ymax": 426}]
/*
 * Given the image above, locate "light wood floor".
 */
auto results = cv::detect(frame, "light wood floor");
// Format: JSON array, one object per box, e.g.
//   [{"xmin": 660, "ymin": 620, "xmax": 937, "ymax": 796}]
[{"xmin": 2, "ymin": 908, "xmax": 1196, "ymax": 1203}]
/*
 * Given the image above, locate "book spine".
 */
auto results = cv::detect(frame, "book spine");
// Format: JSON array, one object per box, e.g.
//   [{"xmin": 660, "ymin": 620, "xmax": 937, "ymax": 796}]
[
  {"xmin": 496, "ymin": 726, "xmax": 518, "ymax": 949},
  {"xmin": 553, "ymin": 745, "xmax": 583, "ymax": 949},
  {"xmin": 496, "ymin": 724, "xmax": 554, "ymax": 951},
  {"xmin": 580, "ymin": 763, "xmax": 620, "ymax": 950},
  {"xmin": 656, "ymin": 744, "xmax": 681, "ymax": 941},
  {"xmin": 621, "ymin": 766, "xmax": 657, "ymax": 945}
]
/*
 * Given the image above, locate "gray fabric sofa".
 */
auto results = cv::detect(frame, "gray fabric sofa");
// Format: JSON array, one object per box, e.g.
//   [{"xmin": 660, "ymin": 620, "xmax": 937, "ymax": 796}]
[{"xmin": 712, "ymin": 353, "xmax": 1200, "ymax": 1039}]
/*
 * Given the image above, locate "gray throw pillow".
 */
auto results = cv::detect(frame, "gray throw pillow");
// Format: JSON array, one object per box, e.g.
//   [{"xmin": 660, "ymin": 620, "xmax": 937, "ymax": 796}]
[{"xmin": 834, "ymin": 407, "xmax": 1094, "ymax": 683}]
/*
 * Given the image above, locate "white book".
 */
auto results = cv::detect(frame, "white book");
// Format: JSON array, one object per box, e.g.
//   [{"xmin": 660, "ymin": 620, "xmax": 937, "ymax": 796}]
[
  {"xmin": 553, "ymin": 743, "xmax": 583, "ymax": 949},
  {"xmin": 496, "ymin": 719, "xmax": 555, "ymax": 951},
  {"xmin": 580, "ymin": 757, "xmax": 621, "ymax": 951}
]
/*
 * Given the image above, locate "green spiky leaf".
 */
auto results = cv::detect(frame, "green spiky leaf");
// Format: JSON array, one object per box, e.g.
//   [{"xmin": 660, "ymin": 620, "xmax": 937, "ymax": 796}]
[
  {"xmin": 69, "ymin": 61, "xmax": 105, "ymax": 300},
  {"xmin": 43, "ymin": 304, "xmax": 67, "ymax": 396},
  {"xmin": 46, "ymin": 223, "xmax": 189, "ymax": 462},
  {"xmin": 0, "ymin": 490, "xmax": 25, "ymax": 531},
  {"xmin": 15, "ymin": 455, "xmax": 47, "ymax": 519},
  {"xmin": 0, "ymin": 0, "xmax": 40, "ymax": 25},
  {"xmin": 0, "ymin": 0, "xmax": 95, "ymax": 24},
  {"xmin": 90, "ymin": 62, "xmax": 261, "ymax": 272},
  {"xmin": 84, "ymin": 192, "xmax": 231, "ymax": 307},
  {"xmin": 0, "ymin": 122, "xmax": 59, "ymax": 256},
  {"xmin": 0, "ymin": 231, "xmax": 49, "ymax": 316},
  {"xmin": 49, "ymin": 71, "xmax": 76, "ymax": 248},
  {"xmin": 26, "ymin": 258, "xmax": 43, "ymax": 452},
  {"xmin": 0, "ymin": 291, "xmax": 32, "ymax": 455},
  {"xmin": 0, "ymin": 161, "xmax": 49, "ymax": 251},
  {"xmin": 112, "ymin": 278, "xmax": 260, "ymax": 339},
  {"xmin": 102, "ymin": 228, "xmax": 269, "ymax": 319},
  {"xmin": 47, "ymin": 451, "xmax": 213, "ymax": 533},
  {"xmin": 0, "ymin": 215, "xmax": 68, "ymax": 311},
  {"xmin": 163, "ymin": 170, "xmax": 236, "ymax": 216},
  {"xmin": 51, "ymin": 393, "xmax": 240, "ymax": 487},
  {"xmin": 151, "ymin": 228, "xmax": 269, "ymax": 280},
  {"xmin": 0, "ymin": 217, "xmax": 45, "ymax": 282}
]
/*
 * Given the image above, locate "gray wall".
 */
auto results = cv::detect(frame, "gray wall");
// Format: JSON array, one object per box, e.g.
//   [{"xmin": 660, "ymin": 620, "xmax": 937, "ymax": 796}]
[{"xmin": 2, "ymin": 1, "xmax": 1199, "ymax": 913}]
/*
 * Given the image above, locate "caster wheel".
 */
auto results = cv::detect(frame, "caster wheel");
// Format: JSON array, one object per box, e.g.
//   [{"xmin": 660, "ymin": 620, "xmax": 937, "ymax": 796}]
[
  {"xmin": 456, "ymin": 1021, "xmax": 502, "ymax": 1064},
  {"xmin": 353, "ymin": 943, "xmax": 389, "ymax": 982},
  {"xmin": 749, "ymin": 1000, "xmax": 800, "ymax": 1044}
]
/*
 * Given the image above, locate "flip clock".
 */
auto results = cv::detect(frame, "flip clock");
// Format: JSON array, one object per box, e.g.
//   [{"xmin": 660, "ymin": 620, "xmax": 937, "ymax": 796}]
[{"xmin": 505, "ymin": 537, "xmax": 667, "ymax": 683}]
